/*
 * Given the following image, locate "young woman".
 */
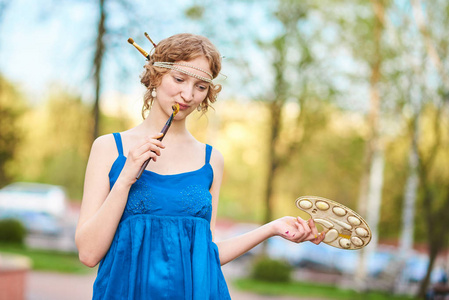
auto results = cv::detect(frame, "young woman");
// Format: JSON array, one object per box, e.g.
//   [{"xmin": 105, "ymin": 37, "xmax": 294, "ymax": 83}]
[{"xmin": 75, "ymin": 33, "xmax": 325, "ymax": 299}]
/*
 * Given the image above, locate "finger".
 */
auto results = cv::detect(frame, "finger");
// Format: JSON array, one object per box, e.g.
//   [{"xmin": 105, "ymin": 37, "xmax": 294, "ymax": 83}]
[
  {"xmin": 132, "ymin": 145, "xmax": 154, "ymax": 161},
  {"xmin": 152, "ymin": 132, "xmax": 164, "ymax": 140},
  {"xmin": 308, "ymin": 218, "xmax": 320, "ymax": 239},
  {"xmin": 136, "ymin": 140, "xmax": 163, "ymax": 158},
  {"xmin": 296, "ymin": 217, "xmax": 312, "ymax": 236},
  {"xmin": 146, "ymin": 134, "xmax": 165, "ymax": 147},
  {"xmin": 311, "ymin": 231, "xmax": 327, "ymax": 245},
  {"xmin": 144, "ymin": 136, "xmax": 165, "ymax": 150},
  {"xmin": 291, "ymin": 220, "xmax": 308, "ymax": 242},
  {"xmin": 147, "ymin": 142, "xmax": 163, "ymax": 156}
]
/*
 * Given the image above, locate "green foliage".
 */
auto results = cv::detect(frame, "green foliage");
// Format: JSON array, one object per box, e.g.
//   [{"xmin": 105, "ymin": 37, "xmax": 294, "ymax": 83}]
[
  {"xmin": 0, "ymin": 75, "xmax": 28, "ymax": 187},
  {"xmin": 235, "ymin": 278, "xmax": 418, "ymax": 300},
  {"xmin": 8, "ymin": 90, "xmax": 92, "ymax": 200},
  {"xmin": 0, "ymin": 219, "xmax": 26, "ymax": 244},
  {"xmin": 99, "ymin": 113, "xmax": 133, "ymax": 137},
  {"xmin": 208, "ymin": 100, "xmax": 367, "ymax": 222},
  {"xmin": 5, "ymin": 87, "xmax": 133, "ymax": 200},
  {"xmin": 0, "ymin": 243, "xmax": 90, "ymax": 274},
  {"xmin": 185, "ymin": 5, "xmax": 204, "ymax": 20},
  {"xmin": 251, "ymin": 257, "xmax": 292, "ymax": 283},
  {"xmin": 379, "ymin": 134, "xmax": 409, "ymax": 240}
]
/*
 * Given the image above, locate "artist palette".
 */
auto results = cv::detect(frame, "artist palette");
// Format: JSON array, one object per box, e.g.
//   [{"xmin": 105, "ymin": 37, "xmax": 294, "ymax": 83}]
[{"xmin": 295, "ymin": 196, "xmax": 372, "ymax": 250}]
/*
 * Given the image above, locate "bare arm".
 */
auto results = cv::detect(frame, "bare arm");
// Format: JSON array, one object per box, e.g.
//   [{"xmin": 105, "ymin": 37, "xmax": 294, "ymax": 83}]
[
  {"xmin": 75, "ymin": 133, "xmax": 164, "ymax": 267},
  {"xmin": 216, "ymin": 217, "xmax": 325, "ymax": 265},
  {"xmin": 208, "ymin": 149, "xmax": 325, "ymax": 266}
]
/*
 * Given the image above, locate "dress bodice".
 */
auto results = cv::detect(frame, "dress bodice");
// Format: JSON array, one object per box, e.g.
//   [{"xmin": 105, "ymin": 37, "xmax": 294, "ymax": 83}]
[{"xmin": 110, "ymin": 132, "xmax": 214, "ymax": 222}]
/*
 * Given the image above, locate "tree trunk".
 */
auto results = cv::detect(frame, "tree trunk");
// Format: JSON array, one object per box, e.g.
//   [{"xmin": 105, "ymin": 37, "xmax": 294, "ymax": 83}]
[
  {"xmin": 417, "ymin": 166, "xmax": 438, "ymax": 298},
  {"xmin": 263, "ymin": 100, "xmax": 282, "ymax": 225},
  {"xmin": 415, "ymin": 98, "xmax": 447, "ymax": 297},
  {"xmin": 399, "ymin": 118, "xmax": 419, "ymax": 252},
  {"xmin": 395, "ymin": 116, "xmax": 419, "ymax": 292},
  {"xmin": 418, "ymin": 245, "xmax": 439, "ymax": 299},
  {"xmin": 355, "ymin": 0, "xmax": 385, "ymax": 288},
  {"xmin": 92, "ymin": 0, "xmax": 106, "ymax": 141},
  {"xmin": 366, "ymin": 148, "xmax": 385, "ymax": 251}
]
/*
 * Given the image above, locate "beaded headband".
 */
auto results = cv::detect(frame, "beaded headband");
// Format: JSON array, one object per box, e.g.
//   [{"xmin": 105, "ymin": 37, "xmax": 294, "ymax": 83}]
[
  {"xmin": 128, "ymin": 33, "xmax": 214, "ymax": 84},
  {"xmin": 153, "ymin": 62, "xmax": 213, "ymax": 83}
]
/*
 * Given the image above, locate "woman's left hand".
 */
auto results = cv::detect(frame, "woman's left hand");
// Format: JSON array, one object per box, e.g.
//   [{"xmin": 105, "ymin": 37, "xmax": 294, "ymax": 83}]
[{"xmin": 271, "ymin": 216, "xmax": 325, "ymax": 245}]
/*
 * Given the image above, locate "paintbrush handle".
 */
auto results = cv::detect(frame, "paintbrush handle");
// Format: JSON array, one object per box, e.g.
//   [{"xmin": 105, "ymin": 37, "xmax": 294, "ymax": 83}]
[{"xmin": 136, "ymin": 115, "xmax": 174, "ymax": 180}]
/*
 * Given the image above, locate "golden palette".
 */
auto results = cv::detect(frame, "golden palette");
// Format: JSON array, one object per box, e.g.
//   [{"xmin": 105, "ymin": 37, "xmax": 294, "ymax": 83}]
[{"xmin": 295, "ymin": 196, "xmax": 372, "ymax": 250}]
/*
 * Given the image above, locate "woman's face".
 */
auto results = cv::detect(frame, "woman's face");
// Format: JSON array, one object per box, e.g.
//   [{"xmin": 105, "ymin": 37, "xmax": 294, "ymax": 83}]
[{"xmin": 155, "ymin": 56, "xmax": 212, "ymax": 119}]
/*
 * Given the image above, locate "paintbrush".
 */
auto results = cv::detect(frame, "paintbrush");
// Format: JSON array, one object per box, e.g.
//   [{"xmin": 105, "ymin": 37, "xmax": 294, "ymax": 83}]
[
  {"xmin": 136, "ymin": 103, "xmax": 180, "ymax": 179},
  {"xmin": 127, "ymin": 38, "xmax": 150, "ymax": 60},
  {"xmin": 144, "ymin": 32, "xmax": 157, "ymax": 48}
]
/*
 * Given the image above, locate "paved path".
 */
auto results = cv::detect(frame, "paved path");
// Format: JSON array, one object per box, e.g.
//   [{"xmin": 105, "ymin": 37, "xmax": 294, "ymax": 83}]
[
  {"xmin": 26, "ymin": 269, "xmax": 328, "ymax": 300},
  {"xmin": 27, "ymin": 271, "xmax": 96, "ymax": 300}
]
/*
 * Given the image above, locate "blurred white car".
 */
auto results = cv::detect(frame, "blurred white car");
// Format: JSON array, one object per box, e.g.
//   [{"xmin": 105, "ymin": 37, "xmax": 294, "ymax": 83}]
[{"xmin": 0, "ymin": 182, "xmax": 68, "ymax": 235}]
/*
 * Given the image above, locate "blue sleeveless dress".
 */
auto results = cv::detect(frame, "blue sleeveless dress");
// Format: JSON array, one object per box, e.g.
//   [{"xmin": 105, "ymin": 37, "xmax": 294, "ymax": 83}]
[{"xmin": 92, "ymin": 133, "xmax": 231, "ymax": 299}]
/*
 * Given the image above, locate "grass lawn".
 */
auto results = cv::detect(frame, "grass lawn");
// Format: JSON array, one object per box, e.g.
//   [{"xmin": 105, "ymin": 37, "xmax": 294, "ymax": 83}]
[
  {"xmin": 0, "ymin": 243, "xmax": 92, "ymax": 274},
  {"xmin": 234, "ymin": 278, "xmax": 419, "ymax": 300}
]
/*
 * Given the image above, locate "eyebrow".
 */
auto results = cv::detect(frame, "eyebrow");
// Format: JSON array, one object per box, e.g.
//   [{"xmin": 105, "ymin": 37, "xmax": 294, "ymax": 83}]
[{"xmin": 171, "ymin": 70, "xmax": 211, "ymax": 85}]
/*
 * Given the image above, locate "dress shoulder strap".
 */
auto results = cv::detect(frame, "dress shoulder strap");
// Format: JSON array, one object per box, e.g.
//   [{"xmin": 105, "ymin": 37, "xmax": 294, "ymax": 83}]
[
  {"xmin": 205, "ymin": 144, "xmax": 212, "ymax": 164},
  {"xmin": 112, "ymin": 133, "xmax": 124, "ymax": 156}
]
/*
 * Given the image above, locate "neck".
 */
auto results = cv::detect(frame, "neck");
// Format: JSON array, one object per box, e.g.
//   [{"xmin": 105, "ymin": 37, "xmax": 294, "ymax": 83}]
[{"xmin": 138, "ymin": 107, "xmax": 188, "ymax": 139}]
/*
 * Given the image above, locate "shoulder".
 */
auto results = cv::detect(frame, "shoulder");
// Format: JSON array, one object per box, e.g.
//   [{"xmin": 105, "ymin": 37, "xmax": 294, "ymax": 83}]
[
  {"xmin": 88, "ymin": 134, "xmax": 119, "ymax": 167},
  {"xmin": 83, "ymin": 134, "xmax": 119, "ymax": 185},
  {"xmin": 90, "ymin": 134, "xmax": 116, "ymax": 154},
  {"xmin": 209, "ymin": 146, "xmax": 224, "ymax": 172}
]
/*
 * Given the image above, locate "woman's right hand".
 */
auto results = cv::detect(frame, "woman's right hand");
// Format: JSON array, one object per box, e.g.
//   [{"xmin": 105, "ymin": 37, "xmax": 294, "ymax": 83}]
[
  {"xmin": 78, "ymin": 132, "xmax": 164, "ymax": 267},
  {"xmin": 119, "ymin": 133, "xmax": 165, "ymax": 184}
]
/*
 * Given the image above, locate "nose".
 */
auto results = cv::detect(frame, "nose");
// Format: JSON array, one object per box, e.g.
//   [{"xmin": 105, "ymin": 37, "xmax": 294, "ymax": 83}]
[{"xmin": 180, "ymin": 84, "xmax": 194, "ymax": 102}]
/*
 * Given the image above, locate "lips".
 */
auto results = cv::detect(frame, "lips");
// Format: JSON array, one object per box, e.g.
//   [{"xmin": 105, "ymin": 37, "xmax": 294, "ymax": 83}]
[{"xmin": 177, "ymin": 103, "xmax": 190, "ymax": 110}]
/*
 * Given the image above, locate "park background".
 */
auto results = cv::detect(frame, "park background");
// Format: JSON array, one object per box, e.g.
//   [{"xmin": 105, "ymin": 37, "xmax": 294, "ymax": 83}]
[{"xmin": 0, "ymin": 0, "xmax": 448, "ymax": 299}]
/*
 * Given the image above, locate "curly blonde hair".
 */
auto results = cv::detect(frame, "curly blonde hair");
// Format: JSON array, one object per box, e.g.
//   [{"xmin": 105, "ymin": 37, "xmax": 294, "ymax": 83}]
[{"xmin": 140, "ymin": 33, "xmax": 222, "ymax": 119}]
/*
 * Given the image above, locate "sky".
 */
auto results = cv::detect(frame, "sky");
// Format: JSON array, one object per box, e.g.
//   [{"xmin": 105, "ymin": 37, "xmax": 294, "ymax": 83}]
[
  {"xmin": 1, "ymin": 1, "xmax": 98, "ymax": 100},
  {"xmin": 0, "ymin": 0, "xmax": 374, "ymax": 119},
  {"xmin": 1, "ymin": 4, "xmax": 261, "ymax": 82}
]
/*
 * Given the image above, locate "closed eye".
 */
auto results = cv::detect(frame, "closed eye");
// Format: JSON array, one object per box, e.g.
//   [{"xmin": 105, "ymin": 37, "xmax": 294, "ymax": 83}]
[
  {"xmin": 197, "ymin": 84, "xmax": 209, "ymax": 91},
  {"xmin": 173, "ymin": 76, "xmax": 184, "ymax": 83}
]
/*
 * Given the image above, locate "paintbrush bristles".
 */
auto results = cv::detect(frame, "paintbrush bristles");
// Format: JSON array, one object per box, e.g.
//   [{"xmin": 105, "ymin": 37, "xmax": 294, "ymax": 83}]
[
  {"xmin": 172, "ymin": 103, "xmax": 180, "ymax": 116},
  {"xmin": 127, "ymin": 37, "xmax": 149, "ymax": 58}
]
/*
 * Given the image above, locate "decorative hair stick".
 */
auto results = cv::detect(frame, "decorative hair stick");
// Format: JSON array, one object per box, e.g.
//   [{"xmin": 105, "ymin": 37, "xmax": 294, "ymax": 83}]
[
  {"xmin": 136, "ymin": 104, "xmax": 180, "ymax": 180},
  {"xmin": 127, "ymin": 38, "xmax": 149, "ymax": 60},
  {"xmin": 144, "ymin": 32, "xmax": 157, "ymax": 48}
]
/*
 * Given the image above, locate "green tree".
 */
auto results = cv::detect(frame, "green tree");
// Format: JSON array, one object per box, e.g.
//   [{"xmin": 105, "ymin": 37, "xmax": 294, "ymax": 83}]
[
  {"xmin": 12, "ymin": 90, "xmax": 92, "ymax": 198},
  {"xmin": 391, "ymin": 0, "xmax": 449, "ymax": 296},
  {"xmin": 0, "ymin": 75, "xmax": 27, "ymax": 187},
  {"xmin": 323, "ymin": 0, "xmax": 392, "ymax": 286},
  {"xmin": 260, "ymin": 0, "xmax": 333, "ymax": 225},
  {"xmin": 8, "ymin": 87, "xmax": 134, "ymax": 200},
  {"xmin": 415, "ymin": 104, "xmax": 449, "ymax": 298}
]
